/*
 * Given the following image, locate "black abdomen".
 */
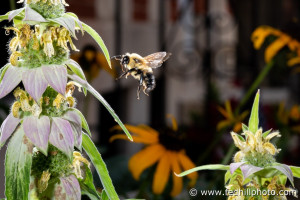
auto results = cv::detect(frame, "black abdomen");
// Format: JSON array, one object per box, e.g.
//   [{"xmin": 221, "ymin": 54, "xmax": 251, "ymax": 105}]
[{"xmin": 145, "ymin": 73, "xmax": 156, "ymax": 92}]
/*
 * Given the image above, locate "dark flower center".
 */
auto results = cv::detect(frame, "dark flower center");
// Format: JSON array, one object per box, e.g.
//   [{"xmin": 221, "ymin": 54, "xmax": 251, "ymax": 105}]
[{"xmin": 158, "ymin": 128, "xmax": 185, "ymax": 151}]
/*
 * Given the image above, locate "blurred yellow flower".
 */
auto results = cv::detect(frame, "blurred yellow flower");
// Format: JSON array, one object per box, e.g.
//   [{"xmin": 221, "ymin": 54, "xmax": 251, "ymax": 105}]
[
  {"xmin": 277, "ymin": 103, "xmax": 300, "ymax": 133},
  {"xmin": 71, "ymin": 45, "xmax": 117, "ymax": 81},
  {"xmin": 110, "ymin": 116, "xmax": 198, "ymax": 197},
  {"xmin": 217, "ymin": 101, "xmax": 249, "ymax": 132},
  {"xmin": 252, "ymin": 25, "xmax": 300, "ymax": 65}
]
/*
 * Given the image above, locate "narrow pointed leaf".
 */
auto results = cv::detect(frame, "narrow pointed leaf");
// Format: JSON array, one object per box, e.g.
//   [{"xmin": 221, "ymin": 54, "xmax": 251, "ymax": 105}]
[
  {"xmin": 82, "ymin": 133, "xmax": 119, "ymax": 200},
  {"xmin": 0, "ymin": 13, "xmax": 9, "ymax": 22},
  {"xmin": 65, "ymin": 59, "xmax": 87, "ymax": 95},
  {"xmin": 5, "ymin": 127, "xmax": 33, "ymax": 200},
  {"xmin": 248, "ymin": 90, "xmax": 260, "ymax": 133},
  {"xmin": 242, "ymin": 123, "xmax": 248, "ymax": 132},
  {"xmin": 0, "ymin": 63, "xmax": 11, "ymax": 83},
  {"xmin": 68, "ymin": 74, "xmax": 132, "ymax": 141},
  {"xmin": 224, "ymin": 170, "xmax": 232, "ymax": 184},
  {"xmin": 0, "ymin": 113, "xmax": 21, "ymax": 148},
  {"xmin": 262, "ymin": 129, "xmax": 272, "ymax": 138},
  {"xmin": 101, "ymin": 190, "xmax": 109, "ymax": 200},
  {"xmin": 290, "ymin": 166, "xmax": 300, "ymax": 178},
  {"xmin": 64, "ymin": 12, "xmax": 84, "ymax": 34},
  {"xmin": 70, "ymin": 108, "xmax": 91, "ymax": 136},
  {"xmin": 176, "ymin": 164, "xmax": 229, "ymax": 177},
  {"xmin": 8, "ymin": 8, "xmax": 25, "ymax": 21},
  {"xmin": 81, "ymin": 22, "xmax": 111, "ymax": 68},
  {"xmin": 79, "ymin": 163, "xmax": 101, "ymax": 200},
  {"xmin": 23, "ymin": 116, "xmax": 50, "ymax": 155}
]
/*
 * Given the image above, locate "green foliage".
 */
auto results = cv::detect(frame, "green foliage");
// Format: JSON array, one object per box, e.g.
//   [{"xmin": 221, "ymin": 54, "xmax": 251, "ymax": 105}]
[
  {"xmin": 248, "ymin": 90, "xmax": 260, "ymax": 133},
  {"xmin": 20, "ymin": 39, "xmax": 69, "ymax": 69},
  {"xmin": 31, "ymin": 145, "xmax": 72, "ymax": 180},
  {"xmin": 5, "ymin": 127, "xmax": 33, "ymax": 200},
  {"xmin": 79, "ymin": 163, "xmax": 101, "ymax": 200},
  {"xmin": 82, "ymin": 133, "xmax": 119, "ymax": 200},
  {"xmin": 176, "ymin": 164, "xmax": 229, "ymax": 177},
  {"xmin": 29, "ymin": 0, "xmax": 65, "ymax": 19}
]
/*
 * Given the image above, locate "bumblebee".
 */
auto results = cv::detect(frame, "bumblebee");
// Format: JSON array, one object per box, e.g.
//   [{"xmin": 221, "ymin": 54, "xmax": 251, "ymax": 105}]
[{"xmin": 112, "ymin": 52, "xmax": 171, "ymax": 99}]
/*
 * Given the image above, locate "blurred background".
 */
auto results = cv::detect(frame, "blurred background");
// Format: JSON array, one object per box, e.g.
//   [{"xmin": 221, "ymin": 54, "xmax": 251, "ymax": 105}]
[{"xmin": 0, "ymin": 0, "xmax": 300, "ymax": 199}]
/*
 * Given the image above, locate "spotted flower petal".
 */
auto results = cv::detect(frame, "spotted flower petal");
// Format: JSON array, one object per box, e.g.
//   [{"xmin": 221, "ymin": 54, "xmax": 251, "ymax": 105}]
[
  {"xmin": 42, "ymin": 65, "xmax": 67, "ymax": 95},
  {"xmin": 49, "ymin": 117, "xmax": 74, "ymax": 158},
  {"xmin": 22, "ymin": 68, "xmax": 48, "ymax": 102},
  {"xmin": 23, "ymin": 116, "xmax": 50, "ymax": 155},
  {"xmin": 0, "ymin": 113, "xmax": 21, "ymax": 147},
  {"xmin": 0, "ymin": 65, "xmax": 22, "ymax": 99},
  {"xmin": 59, "ymin": 175, "xmax": 81, "ymax": 200}
]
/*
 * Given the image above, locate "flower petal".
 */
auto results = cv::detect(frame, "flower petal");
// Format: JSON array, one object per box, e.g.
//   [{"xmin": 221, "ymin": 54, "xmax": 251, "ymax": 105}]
[
  {"xmin": 129, "ymin": 144, "xmax": 166, "ymax": 180},
  {"xmin": 22, "ymin": 68, "xmax": 48, "ymax": 102},
  {"xmin": 8, "ymin": 7, "xmax": 25, "ymax": 22},
  {"xmin": 0, "ymin": 65, "xmax": 22, "ymax": 99},
  {"xmin": 240, "ymin": 164, "xmax": 263, "ymax": 179},
  {"xmin": 23, "ymin": 116, "xmax": 50, "ymax": 155},
  {"xmin": 110, "ymin": 134, "xmax": 158, "ymax": 144},
  {"xmin": 42, "ymin": 65, "xmax": 67, "ymax": 95},
  {"xmin": 272, "ymin": 164, "xmax": 294, "ymax": 185},
  {"xmin": 49, "ymin": 117, "xmax": 74, "ymax": 158},
  {"xmin": 59, "ymin": 175, "xmax": 81, "ymax": 200},
  {"xmin": 169, "ymin": 151, "xmax": 183, "ymax": 197},
  {"xmin": 152, "ymin": 152, "xmax": 171, "ymax": 195},
  {"xmin": 230, "ymin": 162, "xmax": 245, "ymax": 174},
  {"xmin": 24, "ymin": 6, "xmax": 47, "ymax": 22},
  {"xmin": 62, "ymin": 110, "xmax": 82, "ymax": 150},
  {"xmin": 0, "ymin": 113, "xmax": 21, "ymax": 147}
]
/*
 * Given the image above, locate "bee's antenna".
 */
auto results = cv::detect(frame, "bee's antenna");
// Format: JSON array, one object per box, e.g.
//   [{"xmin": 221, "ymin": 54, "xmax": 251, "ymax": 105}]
[{"xmin": 111, "ymin": 55, "xmax": 122, "ymax": 60}]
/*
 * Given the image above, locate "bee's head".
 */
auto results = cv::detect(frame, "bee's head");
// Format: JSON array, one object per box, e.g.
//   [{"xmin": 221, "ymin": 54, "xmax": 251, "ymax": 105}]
[{"xmin": 122, "ymin": 55, "xmax": 130, "ymax": 65}]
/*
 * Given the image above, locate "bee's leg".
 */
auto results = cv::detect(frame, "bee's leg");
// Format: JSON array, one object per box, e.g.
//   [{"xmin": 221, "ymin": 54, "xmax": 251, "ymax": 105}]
[
  {"xmin": 116, "ymin": 71, "xmax": 129, "ymax": 80},
  {"xmin": 137, "ymin": 75, "xmax": 143, "ymax": 100},
  {"xmin": 143, "ymin": 88, "xmax": 149, "ymax": 96},
  {"xmin": 116, "ymin": 68, "xmax": 137, "ymax": 80}
]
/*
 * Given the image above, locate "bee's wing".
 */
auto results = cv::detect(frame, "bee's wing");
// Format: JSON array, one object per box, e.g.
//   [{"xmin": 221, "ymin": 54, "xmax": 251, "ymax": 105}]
[{"xmin": 144, "ymin": 52, "xmax": 171, "ymax": 68}]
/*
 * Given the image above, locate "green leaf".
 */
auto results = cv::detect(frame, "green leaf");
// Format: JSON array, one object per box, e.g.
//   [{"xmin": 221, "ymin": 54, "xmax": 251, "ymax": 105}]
[
  {"xmin": 236, "ymin": 134, "xmax": 245, "ymax": 142},
  {"xmin": 0, "ymin": 64, "xmax": 11, "ymax": 83},
  {"xmin": 224, "ymin": 170, "xmax": 232, "ymax": 184},
  {"xmin": 5, "ymin": 127, "xmax": 33, "ymax": 200},
  {"xmin": 248, "ymin": 90, "xmax": 260, "ymax": 133},
  {"xmin": 65, "ymin": 59, "xmax": 87, "ymax": 95},
  {"xmin": 68, "ymin": 73, "xmax": 132, "ymax": 141},
  {"xmin": 82, "ymin": 133, "xmax": 119, "ymax": 200},
  {"xmin": 8, "ymin": 8, "xmax": 25, "ymax": 21},
  {"xmin": 176, "ymin": 164, "xmax": 229, "ymax": 177},
  {"xmin": 241, "ymin": 123, "xmax": 248, "ymax": 132},
  {"xmin": 290, "ymin": 166, "xmax": 300, "ymax": 178},
  {"xmin": 81, "ymin": 22, "xmax": 111, "ymax": 68},
  {"xmin": 71, "ymin": 108, "xmax": 91, "ymax": 136},
  {"xmin": 0, "ymin": 13, "xmax": 9, "ymax": 22},
  {"xmin": 262, "ymin": 129, "xmax": 272, "ymax": 138},
  {"xmin": 100, "ymin": 190, "xmax": 109, "ymax": 200},
  {"xmin": 79, "ymin": 163, "xmax": 100, "ymax": 200}
]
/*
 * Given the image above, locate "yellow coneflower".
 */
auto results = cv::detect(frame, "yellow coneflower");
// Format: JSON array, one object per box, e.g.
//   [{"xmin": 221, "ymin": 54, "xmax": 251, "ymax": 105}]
[
  {"xmin": 110, "ymin": 116, "xmax": 198, "ymax": 197},
  {"xmin": 251, "ymin": 25, "xmax": 300, "ymax": 66},
  {"xmin": 217, "ymin": 101, "xmax": 249, "ymax": 133}
]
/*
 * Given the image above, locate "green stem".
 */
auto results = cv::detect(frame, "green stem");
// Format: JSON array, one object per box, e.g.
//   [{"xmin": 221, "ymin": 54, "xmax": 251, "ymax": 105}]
[
  {"xmin": 221, "ymin": 144, "xmax": 236, "ymax": 165},
  {"xmin": 235, "ymin": 61, "xmax": 274, "ymax": 114},
  {"xmin": 9, "ymin": 0, "xmax": 16, "ymax": 10}
]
